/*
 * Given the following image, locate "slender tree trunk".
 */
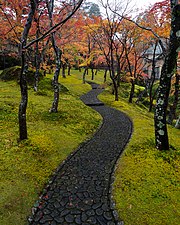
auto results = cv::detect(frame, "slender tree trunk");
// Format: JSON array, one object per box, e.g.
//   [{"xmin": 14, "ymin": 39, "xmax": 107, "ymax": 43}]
[
  {"xmin": 19, "ymin": 0, "xmax": 37, "ymax": 140},
  {"xmin": 109, "ymin": 69, "xmax": 118, "ymax": 101},
  {"xmin": 50, "ymin": 34, "xmax": 62, "ymax": 113},
  {"xmin": 125, "ymin": 47, "xmax": 136, "ymax": 103},
  {"xmin": 68, "ymin": 65, "xmax": 71, "ymax": 75},
  {"xmin": 110, "ymin": 42, "xmax": 118, "ymax": 101},
  {"xmin": 116, "ymin": 57, "xmax": 121, "ymax": 87},
  {"xmin": 136, "ymin": 80, "xmax": 149, "ymax": 104},
  {"xmin": 19, "ymin": 61, "xmax": 28, "ymax": 140},
  {"xmin": 149, "ymin": 88, "xmax": 158, "ymax": 112},
  {"xmin": 113, "ymin": 78, "xmax": 118, "ymax": 101},
  {"xmin": 129, "ymin": 79, "xmax": 135, "ymax": 103},
  {"xmin": 62, "ymin": 63, "xmax": 66, "ymax": 78},
  {"xmin": 3, "ymin": 52, "xmax": 5, "ymax": 69},
  {"xmin": 149, "ymin": 41, "xmax": 158, "ymax": 111},
  {"xmin": 83, "ymin": 67, "xmax": 88, "ymax": 84},
  {"xmin": 117, "ymin": 73, "xmax": 121, "ymax": 87},
  {"xmin": 46, "ymin": 0, "xmax": 62, "ymax": 113},
  {"xmin": 34, "ymin": 26, "xmax": 40, "ymax": 92},
  {"xmin": 104, "ymin": 69, "xmax": 107, "ymax": 83},
  {"xmin": 91, "ymin": 68, "xmax": 94, "ymax": 80},
  {"xmin": 154, "ymin": 3, "xmax": 180, "ymax": 150},
  {"xmin": 167, "ymin": 73, "xmax": 179, "ymax": 124}
]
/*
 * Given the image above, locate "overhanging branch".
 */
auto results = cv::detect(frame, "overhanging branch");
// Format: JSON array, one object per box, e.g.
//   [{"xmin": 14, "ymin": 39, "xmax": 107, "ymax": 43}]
[{"xmin": 24, "ymin": 0, "xmax": 83, "ymax": 49}]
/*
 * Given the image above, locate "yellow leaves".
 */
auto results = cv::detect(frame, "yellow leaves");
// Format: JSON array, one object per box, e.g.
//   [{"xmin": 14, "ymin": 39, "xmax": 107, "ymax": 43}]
[
  {"xmin": 79, "ymin": 51, "xmax": 99, "ymax": 67},
  {"xmin": 14, "ymin": 38, "xmax": 20, "ymax": 44}
]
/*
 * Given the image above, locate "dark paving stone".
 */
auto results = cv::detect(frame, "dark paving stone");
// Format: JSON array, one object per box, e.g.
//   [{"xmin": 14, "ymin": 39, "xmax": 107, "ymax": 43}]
[
  {"xmin": 44, "ymin": 209, "xmax": 51, "ymax": 215},
  {"xmin": 60, "ymin": 209, "xmax": 70, "ymax": 217},
  {"xmin": 102, "ymin": 203, "xmax": 109, "ymax": 211},
  {"xmin": 96, "ymin": 208, "xmax": 103, "ymax": 216},
  {"xmin": 71, "ymin": 209, "xmax": 81, "ymax": 215},
  {"xmin": 28, "ymin": 82, "xmax": 132, "ymax": 225},
  {"xmin": 87, "ymin": 216, "xmax": 97, "ymax": 224},
  {"xmin": 97, "ymin": 215, "xmax": 109, "ymax": 225},
  {"xmin": 51, "ymin": 210, "xmax": 59, "ymax": 217},
  {"xmin": 53, "ymin": 201, "xmax": 61, "ymax": 209},
  {"xmin": 39, "ymin": 215, "xmax": 53, "ymax": 223},
  {"xmin": 54, "ymin": 216, "xmax": 64, "ymax": 223},
  {"xmin": 47, "ymin": 203, "xmax": 54, "ymax": 211},
  {"xmin": 86, "ymin": 209, "xmax": 95, "ymax": 217},
  {"xmin": 34, "ymin": 211, "xmax": 43, "ymax": 222},
  {"xmin": 92, "ymin": 202, "xmax": 102, "ymax": 210},
  {"xmin": 75, "ymin": 215, "xmax": 82, "ymax": 224},
  {"xmin": 104, "ymin": 211, "xmax": 113, "ymax": 221},
  {"xmin": 65, "ymin": 214, "xmax": 74, "ymax": 223},
  {"xmin": 81, "ymin": 212, "xmax": 88, "ymax": 222},
  {"xmin": 107, "ymin": 222, "xmax": 116, "ymax": 225},
  {"xmin": 50, "ymin": 221, "xmax": 57, "ymax": 225}
]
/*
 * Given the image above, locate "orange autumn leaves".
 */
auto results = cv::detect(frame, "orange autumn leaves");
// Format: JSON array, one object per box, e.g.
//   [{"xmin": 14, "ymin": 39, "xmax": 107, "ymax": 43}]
[{"xmin": 0, "ymin": 0, "xmax": 171, "ymax": 73}]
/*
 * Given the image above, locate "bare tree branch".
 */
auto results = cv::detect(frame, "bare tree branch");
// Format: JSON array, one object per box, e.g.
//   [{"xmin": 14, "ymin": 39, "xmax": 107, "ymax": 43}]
[
  {"xmin": 0, "ymin": 5, "xmax": 21, "ymax": 42},
  {"xmin": 24, "ymin": 0, "xmax": 83, "ymax": 49},
  {"xmin": 108, "ymin": 6, "xmax": 167, "ymax": 54}
]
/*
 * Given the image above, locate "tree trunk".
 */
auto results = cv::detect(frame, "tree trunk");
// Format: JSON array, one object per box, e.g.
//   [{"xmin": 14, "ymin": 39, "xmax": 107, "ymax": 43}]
[
  {"xmin": 62, "ymin": 63, "xmax": 66, "ymax": 78},
  {"xmin": 68, "ymin": 65, "xmax": 71, "ymax": 75},
  {"xmin": 91, "ymin": 68, "xmax": 94, "ymax": 80},
  {"xmin": 154, "ymin": 74, "xmax": 171, "ymax": 150},
  {"xmin": 154, "ymin": 3, "xmax": 180, "ymax": 150},
  {"xmin": 19, "ymin": 0, "xmax": 37, "ymax": 140},
  {"xmin": 109, "ymin": 69, "xmax": 118, "ymax": 101},
  {"xmin": 113, "ymin": 78, "xmax": 118, "ymax": 101},
  {"xmin": 149, "ymin": 88, "xmax": 158, "ymax": 112},
  {"xmin": 83, "ymin": 67, "xmax": 88, "ymax": 84},
  {"xmin": 116, "ymin": 57, "xmax": 121, "ymax": 87},
  {"xmin": 136, "ymin": 80, "xmax": 149, "ymax": 104},
  {"xmin": 129, "ymin": 79, "xmax": 135, "ymax": 103},
  {"xmin": 34, "ymin": 14, "xmax": 41, "ymax": 92},
  {"xmin": 104, "ymin": 69, "xmax": 107, "ymax": 83},
  {"xmin": 19, "ymin": 62, "xmax": 28, "ymax": 140},
  {"xmin": 46, "ymin": 0, "xmax": 62, "ymax": 113},
  {"xmin": 149, "ymin": 41, "xmax": 158, "ymax": 112},
  {"xmin": 167, "ymin": 73, "xmax": 179, "ymax": 124},
  {"xmin": 50, "ymin": 34, "xmax": 62, "ymax": 113},
  {"xmin": 34, "ymin": 39, "xmax": 40, "ymax": 91}
]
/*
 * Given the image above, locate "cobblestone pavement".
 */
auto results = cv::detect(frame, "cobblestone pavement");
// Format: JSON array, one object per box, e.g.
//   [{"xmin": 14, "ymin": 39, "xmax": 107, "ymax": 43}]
[{"xmin": 28, "ymin": 82, "xmax": 132, "ymax": 225}]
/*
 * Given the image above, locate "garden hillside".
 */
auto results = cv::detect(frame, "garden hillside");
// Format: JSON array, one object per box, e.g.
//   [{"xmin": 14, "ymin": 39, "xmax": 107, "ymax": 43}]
[
  {"xmin": 0, "ymin": 69, "xmax": 179, "ymax": 225},
  {"xmin": 0, "ymin": 70, "xmax": 102, "ymax": 224},
  {"xmin": 99, "ymin": 91, "xmax": 180, "ymax": 225},
  {"xmin": 98, "ymin": 89, "xmax": 180, "ymax": 223}
]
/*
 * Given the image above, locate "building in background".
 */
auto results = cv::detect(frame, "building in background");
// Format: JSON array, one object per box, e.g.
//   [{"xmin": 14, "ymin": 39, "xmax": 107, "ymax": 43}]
[{"xmin": 143, "ymin": 41, "xmax": 165, "ymax": 80}]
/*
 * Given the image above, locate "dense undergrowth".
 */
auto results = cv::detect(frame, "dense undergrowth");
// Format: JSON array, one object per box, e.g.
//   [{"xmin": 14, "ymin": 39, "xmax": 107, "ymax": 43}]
[{"xmin": 0, "ymin": 71, "xmax": 101, "ymax": 224}]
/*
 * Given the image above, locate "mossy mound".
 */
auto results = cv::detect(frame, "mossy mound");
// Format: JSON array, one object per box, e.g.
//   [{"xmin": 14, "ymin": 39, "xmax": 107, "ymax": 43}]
[
  {"xmin": 35, "ymin": 77, "xmax": 69, "ymax": 96},
  {"xmin": 0, "ymin": 66, "xmax": 43, "ymax": 85},
  {"xmin": 0, "ymin": 66, "xmax": 21, "ymax": 81}
]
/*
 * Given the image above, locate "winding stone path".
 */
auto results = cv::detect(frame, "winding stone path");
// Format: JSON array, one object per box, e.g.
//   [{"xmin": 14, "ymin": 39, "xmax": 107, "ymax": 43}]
[{"xmin": 28, "ymin": 82, "xmax": 132, "ymax": 225}]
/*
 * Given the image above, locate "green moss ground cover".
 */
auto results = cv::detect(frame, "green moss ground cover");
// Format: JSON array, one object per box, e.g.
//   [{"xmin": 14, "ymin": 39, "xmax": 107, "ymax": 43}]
[
  {"xmin": 0, "ymin": 71, "xmax": 101, "ymax": 224},
  {"xmin": 99, "ymin": 91, "xmax": 180, "ymax": 225},
  {"xmin": 0, "ymin": 68, "xmax": 179, "ymax": 224}
]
